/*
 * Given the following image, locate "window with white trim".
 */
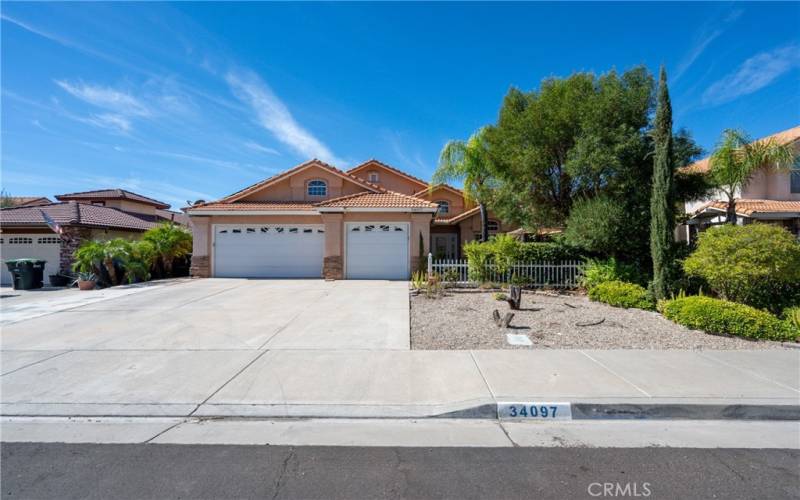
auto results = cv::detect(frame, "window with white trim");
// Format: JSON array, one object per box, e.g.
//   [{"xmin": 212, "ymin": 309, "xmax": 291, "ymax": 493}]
[
  {"xmin": 435, "ymin": 200, "xmax": 449, "ymax": 215},
  {"xmin": 307, "ymin": 180, "xmax": 327, "ymax": 196},
  {"xmin": 368, "ymin": 171, "xmax": 379, "ymax": 183}
]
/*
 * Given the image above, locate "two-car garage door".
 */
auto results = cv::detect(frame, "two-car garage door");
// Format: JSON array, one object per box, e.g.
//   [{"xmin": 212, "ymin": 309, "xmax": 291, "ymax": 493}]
[
  {"xmin": 214, "ymin": 224, "xmax": 324, "ymax": 278},
  {"xmin": 213, "ymin": 222, "xmax": 410, "ymax": 280}
]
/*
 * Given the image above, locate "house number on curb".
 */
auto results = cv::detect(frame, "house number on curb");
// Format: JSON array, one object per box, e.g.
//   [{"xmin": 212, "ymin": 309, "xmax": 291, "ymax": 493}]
[{"xmin": 497, "ymin": 402, "xmax": 572, "ymax": 420}]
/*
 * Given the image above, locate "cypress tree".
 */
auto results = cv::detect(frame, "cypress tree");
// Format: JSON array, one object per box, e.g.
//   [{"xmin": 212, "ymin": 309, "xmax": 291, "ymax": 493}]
[{"xmin": 650, "ymin": 66, "xmax": 675, "ymax": 300}]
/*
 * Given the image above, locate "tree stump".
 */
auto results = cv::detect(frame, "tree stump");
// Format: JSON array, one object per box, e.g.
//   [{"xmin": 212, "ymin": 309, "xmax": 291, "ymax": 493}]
[
  {"xmin": 506, "ymin": 285, "xmax": 522, "ymax": 310},
  {"xmin": 492, "ymin": 309, "xmax": 515, "ymax": 328}
]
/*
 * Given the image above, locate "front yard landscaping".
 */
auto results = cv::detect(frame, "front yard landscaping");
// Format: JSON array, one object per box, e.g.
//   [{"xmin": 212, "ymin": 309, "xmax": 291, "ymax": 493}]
[{"xmin": 410, "ymin": 290, "xmax": 789, "ymax": 350}]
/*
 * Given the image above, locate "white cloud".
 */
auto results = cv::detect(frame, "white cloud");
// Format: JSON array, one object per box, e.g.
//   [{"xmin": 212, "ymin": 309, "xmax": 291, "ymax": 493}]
[
  {"xmin": 703, "ymin": 44, "xmax": 800, "ymax": 106},
  {"xmin": 673, "ymin": 8, "xmax": 742, "ymax": 83},
  {"xmin": 225, "ymin": 70, "xmax": 344, "ymax": 165},
  {"xmin": 82, "ymin": 113, "xmax": 132, "ymax": 133},
  {"xmin": 243, "ymin": 141, "xmax": 280, "ymax": 156},
  {"xmin": 55, "ymin": 80, "xmax": 151, "ymax": 116}
]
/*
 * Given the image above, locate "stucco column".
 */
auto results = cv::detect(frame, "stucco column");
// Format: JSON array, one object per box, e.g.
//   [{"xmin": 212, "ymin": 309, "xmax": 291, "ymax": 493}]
[
  {"xmin": 189, "ymin": 216, "xmax": 210, "ymax": 278},
  {"xmin": 321, "ymin": 212, "xmax": 343, "ymax": 279},
  {"xmin": 410, "ymin": 213, "xmax": 433, "ymax": 273}
]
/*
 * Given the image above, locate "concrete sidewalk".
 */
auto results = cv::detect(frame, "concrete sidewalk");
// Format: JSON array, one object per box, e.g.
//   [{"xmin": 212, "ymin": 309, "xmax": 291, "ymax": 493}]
[{"xmin": 2, "ymin": 349, "xmax": 798, "ymax": 420}]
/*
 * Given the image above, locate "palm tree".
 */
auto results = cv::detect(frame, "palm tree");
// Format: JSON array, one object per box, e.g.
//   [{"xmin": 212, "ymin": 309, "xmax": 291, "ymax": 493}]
[
  {"xmin": 142, "ymin": 222, "xmax": 192, "ymax": 277},
  {"xmin": 708, "ymin": 129, "xmax": 796, "ymax": 224},
  {"xmin": 433, "ymin": 127, "xmax": 496, "ymax": 241}
]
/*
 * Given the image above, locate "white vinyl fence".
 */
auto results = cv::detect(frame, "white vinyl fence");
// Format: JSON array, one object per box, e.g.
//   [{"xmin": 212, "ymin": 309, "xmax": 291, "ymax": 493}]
[{"xmin": 427, "ymin": 254, "xmax": 583, "ymax": 288}]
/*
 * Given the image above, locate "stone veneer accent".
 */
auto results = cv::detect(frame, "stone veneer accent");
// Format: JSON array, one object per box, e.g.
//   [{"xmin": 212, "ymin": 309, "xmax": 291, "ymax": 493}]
[
  {"xmin": 323, "ymin": 255, "xmax": 343, "ymax": 280},
  {"xmin": 59, "ymin": 226, "xmax": 91, "ymax": 273},
  {"xmin": 190, "ymin": 255, "xmax": 210, "ymax": 278}
]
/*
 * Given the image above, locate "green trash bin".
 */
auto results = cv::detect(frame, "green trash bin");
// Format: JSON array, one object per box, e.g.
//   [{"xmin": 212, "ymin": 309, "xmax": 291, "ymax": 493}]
[{"xmin": 4, "ymin": 259, "xmax": 46, "ymax": 290}]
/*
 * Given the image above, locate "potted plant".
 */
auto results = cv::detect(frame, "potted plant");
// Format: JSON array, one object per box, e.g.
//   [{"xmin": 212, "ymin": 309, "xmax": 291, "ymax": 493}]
[{"xmin": 76, "ymin": 272, "xmax": 97, "ymax": 290}]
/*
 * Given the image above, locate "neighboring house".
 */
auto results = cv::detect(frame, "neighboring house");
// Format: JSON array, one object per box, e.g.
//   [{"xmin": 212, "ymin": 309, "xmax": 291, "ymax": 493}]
[
  {"xmin": 0, "ymin": 189, "xmax": 181, "ymax": 285},
  {"xmin": 185, "ymin": 158, "xmax": 511, "ymax": 280},
  {"xmin": 678, "ymin": 125, "xmax": 800, "ymax": 242},
  {"xmin": 2, "ymin": 196, "xmax": 53, "ymax": 208}
]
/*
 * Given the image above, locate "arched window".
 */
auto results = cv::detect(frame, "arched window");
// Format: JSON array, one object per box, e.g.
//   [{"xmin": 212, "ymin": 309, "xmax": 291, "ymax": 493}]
[
  {"xmin": 487, "ymin": 220, "xmax": 500, "ymax": 232},
  {"xmin": 307, "ymin": 180, "xmax": 327, "ymax": 196},
  {"xmin": 435, "ymin": 200, "xmax": 449, "ymax": 215}
]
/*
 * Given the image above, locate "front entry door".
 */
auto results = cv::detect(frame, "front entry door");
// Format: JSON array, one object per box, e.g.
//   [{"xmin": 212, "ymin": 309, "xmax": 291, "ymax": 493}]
[{"xmin": 432, "ymin": 233, "xmax": 458, "ymax": 259}]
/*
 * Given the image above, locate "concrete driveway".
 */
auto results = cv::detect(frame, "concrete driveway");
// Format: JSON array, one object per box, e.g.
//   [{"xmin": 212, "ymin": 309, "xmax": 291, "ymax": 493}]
[{"xmin": 0, "ymin": 279, "xmax": 410, "ymax": 351}]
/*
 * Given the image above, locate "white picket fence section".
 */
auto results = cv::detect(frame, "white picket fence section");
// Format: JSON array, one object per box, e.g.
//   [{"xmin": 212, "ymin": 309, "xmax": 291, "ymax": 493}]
[{"xmin": 427, "ymin": 254, "xmax": 583, "ymax": 288}]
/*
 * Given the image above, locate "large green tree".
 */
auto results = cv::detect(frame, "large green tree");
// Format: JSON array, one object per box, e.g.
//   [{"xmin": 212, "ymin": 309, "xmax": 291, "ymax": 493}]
[
  {"xmin": 485, "ymin": 66, "xmax": 702, "ymax": 263},
  {"xmin": 649, "ymin": 67, "xmax": 675, "ymax": 300},
  {"xmin": 708, "ymin": 129, "xmax": 796, "ymax": 224},
  {"xmin": 433, "ymin": 127, "xmax": 497, "ymax": 241}
]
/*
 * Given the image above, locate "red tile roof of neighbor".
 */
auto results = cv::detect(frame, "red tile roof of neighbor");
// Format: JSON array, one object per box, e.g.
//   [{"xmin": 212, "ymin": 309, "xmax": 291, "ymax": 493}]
[
  {"xmin": 0, "ymin": 202, "xmax": 159, "ymax": 231},
  {"xmin": 434, "ymin": 205, "xmax": 481, "ymax": 224},
  {"xmin": 681, "ymin": 125, "xmax": 800, "ymax": 174},
  {"xmin": 55, "ymin": 189, "xmax": 170, "ymax": 209},
  {"xmin": 695, "ymin": 199, "xmax": 800, "ymax": 216},
  {"xmin": 4, "ymin": 196, "xmax": 53, "ymax": 207}
]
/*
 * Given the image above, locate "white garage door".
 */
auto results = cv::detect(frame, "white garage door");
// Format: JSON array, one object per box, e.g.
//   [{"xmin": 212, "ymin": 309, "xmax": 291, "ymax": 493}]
[
  {"xmin": 213, "ymin": 224, "xmax": 324, "ymax": 278},
  {"xmin": 0, "ymin": 234, "xmax": 61, "ymax": 286},
  {"xmin": 346, "ymin": 223, "xmax": 409, "ymax": 280}
]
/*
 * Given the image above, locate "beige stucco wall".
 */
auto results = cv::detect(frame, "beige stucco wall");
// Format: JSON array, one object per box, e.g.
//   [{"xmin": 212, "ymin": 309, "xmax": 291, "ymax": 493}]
[
  {"xmin": 350, "ymin": 166, "xmax": 426, "ymax": 195},
  {"xmin": 742, "ymin": 170, "xmax": 800, "ymax": 201},
  {"xmin": 239, "ymin": 166, "xmax": 366, "ymax": 203}
]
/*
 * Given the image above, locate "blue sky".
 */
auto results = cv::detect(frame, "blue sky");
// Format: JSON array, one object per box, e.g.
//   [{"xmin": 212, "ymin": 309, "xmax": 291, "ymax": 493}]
[{"xmin": 2, "ymin": 2, "xmax": 799, "ymax": 209}]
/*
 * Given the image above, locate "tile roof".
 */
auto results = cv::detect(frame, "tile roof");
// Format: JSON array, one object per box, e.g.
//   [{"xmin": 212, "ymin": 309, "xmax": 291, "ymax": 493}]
[
  {"xmin": 348, "ymin": 159, "xmax": 429, "ymax": 189},
  {"xmin": 0, "ymin": 202, "xmax": 158, "ymax": 230},
  {"xmin": 317, "ymin": 191, "xmax": 438, "ymax": 209},
  {"xmin": 413, "ymin": 183, "xmax": 464, "ymax": 198},
  {"xmin": 188, "ymin": 201, "xmax": 317, "ymax": 211},
  {"xmin": 681, "ymin": 125, "xmax": 800, "ymax": 174},
  {"xmin": 55, "ymin": 189, "xmax": 170, "ymax": 209},
  {"xmin": 434, "ymin": 206, "xmax": 481, "ymax": 224},
  {"xmin": 214, "ymin": 159, "xmax": 383, "ymax": 205},
  {"xmin": 4, "ymin": 196, "xmax": 52, "ymax": 208},
  {"xmin": 694, "ymin": 199, "xmax": 800, "ymax": 216}
]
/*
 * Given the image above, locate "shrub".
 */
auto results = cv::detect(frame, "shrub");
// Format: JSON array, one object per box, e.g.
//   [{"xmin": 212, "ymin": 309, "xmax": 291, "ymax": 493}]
[
  {"xmin": 563, "ymin": 195, "xmax": 629, "ymax": 256},
  {"xmin": 518, "ymin": 241, "xmax": 585, "ymax": 262},
  {"xmin": 588, "ymin": 280, "xmax": 654, "ymax": 310},
  {"xmin": 581, "ymin": 257, "xmax": 643, "ymax": 289},
  {"xmin": 142, "ymin": 222, "xmax": 193, "ymax": 278},
  {"xmin": 683, "ymin": 224, "xmax": 800, "ymax": 313},
  {"xmin": 463, "ymin": 235, "xmax": 584, "ymax": 282},
  {"xmin": 783, "ymin": 306, "xmax": 800, "ymax": 335},
  {"xmin": 661, "ymin": 296, "xmax": 797, "ymax": 342}
]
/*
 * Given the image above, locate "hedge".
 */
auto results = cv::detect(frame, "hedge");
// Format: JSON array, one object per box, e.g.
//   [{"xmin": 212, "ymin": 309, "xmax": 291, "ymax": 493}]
[
  {"xmin": 661, "ymin": 296, "xmax": 798, "ymax": 342},
  {"xmin": 588, "ymin": 280, "xmax": 654, "ymax": 311}
]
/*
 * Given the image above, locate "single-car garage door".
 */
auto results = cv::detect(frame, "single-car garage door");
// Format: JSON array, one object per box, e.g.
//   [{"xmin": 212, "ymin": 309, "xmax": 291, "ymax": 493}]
[
  {"xmin": 0, "ymin": 234, "xmax": 61, "ymax": 285},
  {"xmin": 214, "ymin": 224, "xmax": 324, "ymax": 278},
  {"xmin": 346, "ymin": 223, "xmax": 409, "ymax": 280}
]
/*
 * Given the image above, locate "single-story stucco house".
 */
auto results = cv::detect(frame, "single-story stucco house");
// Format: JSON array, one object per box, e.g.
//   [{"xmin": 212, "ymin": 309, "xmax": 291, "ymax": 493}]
[
  {"xmin": 0, "ymin": 188, "xmax": 186, "ymax": 285},
  {"xmin": 185, "ymin": 159, "xmax": 511, "ymax": 280}
]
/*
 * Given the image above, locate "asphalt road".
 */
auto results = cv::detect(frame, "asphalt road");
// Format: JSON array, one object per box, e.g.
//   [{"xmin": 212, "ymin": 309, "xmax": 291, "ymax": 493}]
[{"xmin": 2, "ymin": 443, "xmax": 798, "ymax": 499}]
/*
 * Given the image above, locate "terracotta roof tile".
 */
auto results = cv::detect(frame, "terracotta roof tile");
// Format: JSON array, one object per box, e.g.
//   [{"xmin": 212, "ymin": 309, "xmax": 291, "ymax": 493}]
[
  {"xmin": 434, "ymin": 206, "xmax": 481, "ymax": 224},
  {"xmin": 0, "ymin": 202, "xmax": 158, "ymax": 230},
  {"xmin": 55, "ymin": 188, "xmax": 170, "ymax": 209},
  {"xmin": 188, "ymin": 201, "xmax": 317, "ymax": 211},
  {"xmin": 681, "ymin": 125, "xmax": 800, "ymax": 174},
  {"xmin": 318, "ymin": 191, "xmax": 438, "ymax": 209},
  {"xmin": 4, "ymin": 196, "xmax": 52, "ymax": 207},
  {"xmin": 695, "ymin": 199, "xmax": 800, "ymax": 216}
]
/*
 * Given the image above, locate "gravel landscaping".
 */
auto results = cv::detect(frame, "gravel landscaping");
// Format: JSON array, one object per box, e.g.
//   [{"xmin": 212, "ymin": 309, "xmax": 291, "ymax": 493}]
[{"xmin": 410, "ymin": 290, "xmax": 789, "ymax": 350}]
